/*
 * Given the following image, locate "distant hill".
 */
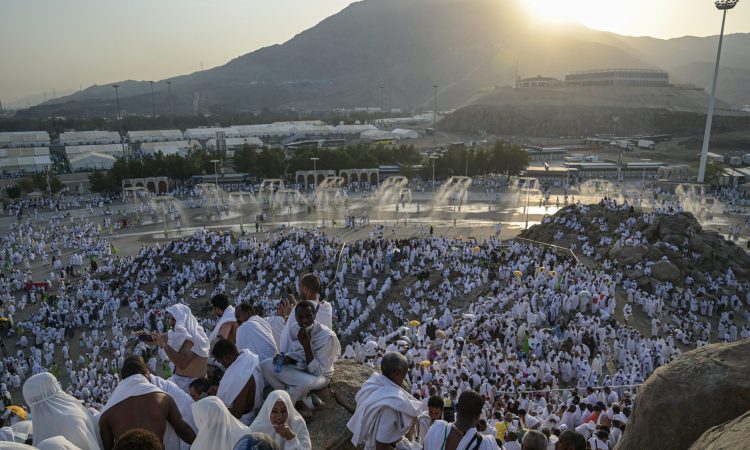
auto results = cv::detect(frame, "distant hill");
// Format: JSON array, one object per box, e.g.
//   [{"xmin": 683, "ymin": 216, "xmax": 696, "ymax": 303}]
[
  {"xmin": 440, "ymin": 86, "xmax": 750, "ymax": 137},
  {"xmin": 17, "ymin": 0, "xmax": 750, "ymax": 118}
]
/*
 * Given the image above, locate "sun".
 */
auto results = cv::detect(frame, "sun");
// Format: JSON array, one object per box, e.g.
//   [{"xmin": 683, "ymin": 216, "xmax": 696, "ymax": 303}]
[{"xmin": 522, "ymin": 0, "xmax": 631, "ymax": 31}]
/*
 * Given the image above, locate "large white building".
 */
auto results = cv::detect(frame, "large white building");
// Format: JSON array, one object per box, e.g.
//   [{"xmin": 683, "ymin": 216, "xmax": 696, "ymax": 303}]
[
  {"xmin": 0, "ymin": 131, "xmax": 51, "ymax": 149},
  {"xmin": 59, "ymin": 131, "xmax": 121, "ymax": 146}
]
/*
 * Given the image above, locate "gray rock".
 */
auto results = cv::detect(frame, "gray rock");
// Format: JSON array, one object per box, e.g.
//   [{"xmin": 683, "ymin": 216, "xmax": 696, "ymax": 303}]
[
  {"xmin": 309, "ymin": 360, "xmax": 374, "ymax": 449},
  {"xmin": 650, "ymin": 260, "xmax": 680, "ymax": 282},
  {"xmin": 609, "ymin": 245, "xmax": 647, "ymax": 266},
  {"xmin": 616, "ymin": 339, "xmax": 750, "ymax": 450},
  {"xmin": 689, "ymin": 409, "xmax": 750, "ymax": 450}
]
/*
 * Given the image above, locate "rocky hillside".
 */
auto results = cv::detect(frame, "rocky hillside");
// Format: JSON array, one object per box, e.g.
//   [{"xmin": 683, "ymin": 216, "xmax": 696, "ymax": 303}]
[{"xmin": 519, "ymin": 203, "xmax": 750, "ymax": 296}]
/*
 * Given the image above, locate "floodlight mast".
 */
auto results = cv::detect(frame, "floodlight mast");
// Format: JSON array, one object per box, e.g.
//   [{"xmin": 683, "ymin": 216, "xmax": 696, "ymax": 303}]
[{"xmin": 697, "ymin": 0, "xmax": 740, "ymax": 183}]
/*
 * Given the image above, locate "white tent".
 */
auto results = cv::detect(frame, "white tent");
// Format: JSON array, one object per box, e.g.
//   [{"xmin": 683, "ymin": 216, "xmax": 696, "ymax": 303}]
[
  {"xmin": 69, "ymin": 152, "xmax": 116, "ymax": 171},
  {"xmin": 140, "ymin": 141, "xmax": 190, "ymax": 156}
]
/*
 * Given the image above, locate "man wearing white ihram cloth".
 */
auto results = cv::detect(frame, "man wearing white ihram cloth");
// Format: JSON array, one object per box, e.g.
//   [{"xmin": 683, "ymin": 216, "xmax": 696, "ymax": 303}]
[
  {"xmin": 212, "ymin": 339, "xmax": 265, "ymax": 425},
  {"xmin": 262, "ymin": 300, "xmax": 340, "ymax": 419},
  {"xmin": 424, "ymin": 390, "xmax": 500, "ymax": 450},
  {"xmin": 278, "ymin": 273, "xmax": 333, "ymax": 352},
  {"xmin": 150, "ymin": 304, "xmax": 210, "ymax": 393},
  {"xmin": 235, "ymin": 302, "xmax": 278, "ymax": 361},
  {"xmin": 347, "ymin": 352, "xmax": 422, "ymax": 450}
]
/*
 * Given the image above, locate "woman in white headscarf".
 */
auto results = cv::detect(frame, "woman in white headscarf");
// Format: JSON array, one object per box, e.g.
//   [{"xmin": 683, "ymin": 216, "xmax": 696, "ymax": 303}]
[
  {"xmin": 36, "ymin": 436, "xmax": 82, "ymax": 450},
  {"xmin": 22, "ymin": 372, "xmax": 102, "ymax": 450},
  {"xmin": 190, "ymin": 396, "xmax": 249, "ymax": 450},
  {"xmin": 249, "ymin": 390, "xmax": 311, "ymax": 450}
]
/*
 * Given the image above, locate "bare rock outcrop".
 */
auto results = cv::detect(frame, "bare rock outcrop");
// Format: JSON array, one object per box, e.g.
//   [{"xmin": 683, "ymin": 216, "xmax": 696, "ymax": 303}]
[
  {"xmin": 309, "ymin": 360, "xmax": 374, "ymax": 450},
  {"xmin": 616, "ymin": 339, "xmax": 750, "ymax": 450}
]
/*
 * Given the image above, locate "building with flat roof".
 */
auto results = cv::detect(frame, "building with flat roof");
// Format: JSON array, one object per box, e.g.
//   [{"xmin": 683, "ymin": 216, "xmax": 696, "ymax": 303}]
[
  {"xmin": 59, "ymin": 131, "xmax": 121, "ymax": 146},
  {"xmin": 127, "ymin": 130, "xmax": 184, "ymax": 144},
  {"xmin": 525, "ymin": 147, "xmax": 567, "ymax": 162},
  {"xmin": 0, "ymin": 131, "xmax": 51, "ymax": 148},
  {"xmin": 517, "ymin": 76, "xmax": 562, "ymax": 88},
  {"xmin": 0, "ymin": 147, "xmax": 51, "ymax": 173},
  {"xmin": 565, "ymin": 69, "xmax": 669, "ymax": 87}
]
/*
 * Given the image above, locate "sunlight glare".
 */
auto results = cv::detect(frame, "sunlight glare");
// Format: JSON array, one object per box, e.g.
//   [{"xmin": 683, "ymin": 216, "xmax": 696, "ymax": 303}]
[{"xmin": 523, "ymin": 0, "xmax": 633, "ymax": 32}]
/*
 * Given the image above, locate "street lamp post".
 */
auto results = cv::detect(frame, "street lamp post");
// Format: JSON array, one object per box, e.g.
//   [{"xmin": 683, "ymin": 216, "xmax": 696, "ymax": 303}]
[
  {"xmin": 112, "ymin": 84, "xmax": 126, "ymax": 156},
  {"xmin": 210, "ymin": 159, "xmax": 220, "ymax": 186},
  {"xmin": 111, "ymin": 84, "xmax": 121, "ymax": 120},
  {"xmin": 524, "ymin": 178, "xmax": 533, "ymax": 230},
  {"xmin": 430, "ymin": 154, "xmax": 439, "ymax": 192},
  {"xmin": 698, "ymin": 0, "xmax": 740, "ymax": 183},
  {"xmin": 310, "ymin": 157, "xmax": 319, "ymax": 190}
]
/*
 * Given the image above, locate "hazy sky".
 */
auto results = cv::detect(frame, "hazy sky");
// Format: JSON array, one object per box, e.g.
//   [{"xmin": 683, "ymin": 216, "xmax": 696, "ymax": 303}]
[{"xmin": 2, "ymin": 0, "xmax": 749, "ymax": 104}]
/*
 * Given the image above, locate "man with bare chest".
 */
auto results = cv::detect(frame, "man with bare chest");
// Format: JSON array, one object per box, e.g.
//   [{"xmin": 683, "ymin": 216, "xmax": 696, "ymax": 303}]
[{"xmin": 98, "ymin": 356, "xmax": 195, "ymax": 450}]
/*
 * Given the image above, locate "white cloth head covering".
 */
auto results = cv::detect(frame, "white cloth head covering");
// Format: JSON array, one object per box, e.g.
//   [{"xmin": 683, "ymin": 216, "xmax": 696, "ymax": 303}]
[
  {"xmin": 22, "ymin": 372, "xmax": 102, "ymax": 450},
  {"xmin": 216, "ymin": 350, "xmax": 263, "ymax": 418},
  {"xmin": 208, "ymin": 306, "xmax": 236, "ymax": 344},
  {"xmin": 248, "ymin": 390, "xmax": 311, "ymax": 449},
  {"xmin": 166, "ymin": 304, "xmax": 210, "ymax": 357},
  {"xmin": 0, "ymin": 443, "xmax": 38, "ymax": 449},
  {"xmin": 0, "ymin": 428, "xmax": 14, "ymax": 442},
  {"xmin": 36, "ymin": 436, "xmax": 82, "ymax": 450},
  {"xmin": 191, "ymin": 396, "xmax": 249, "ymax": 450}
]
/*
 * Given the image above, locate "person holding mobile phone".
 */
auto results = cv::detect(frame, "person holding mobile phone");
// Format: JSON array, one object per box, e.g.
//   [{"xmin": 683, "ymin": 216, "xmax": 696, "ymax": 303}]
[{"xmin": 261, "ymin": 300, "xmax": 340, "ymax": 420}]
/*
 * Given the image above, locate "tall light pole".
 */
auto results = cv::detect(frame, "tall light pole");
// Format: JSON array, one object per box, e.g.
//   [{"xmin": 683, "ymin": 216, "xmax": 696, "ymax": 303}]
[
  {"xmin": 433, "ymin": 84, "xmax": 438, "ymax": 125},
  {"xmin": 149, "ymin": 81, "xmax": 156, "ymax": 118},
  {"xmin": 111, "ymin": 84, "xmax": 121, "ymax": 120},
  {"xmin": 210, "ymin": 159, "xmax": 220, "ymax": 186},
  {"xmin": 430, "ymin": 154, "xmax": 439, "ymax": 192},
  {"xmin": 166, "ymin": 81, "xmax": 174, "ymax": 129},
  {"xmin": 698, "ymin": 0, "xmax": 740, "ymax": 183},
  {"xmin": 112, "ymin": 84, "xmax": 126, "ymax": 155},
  {"xmin": 310, "ymin": 157, "xmax": 319, "ymax": 190},
  {"xmin": 524, "ymin": 178, "xmax": 533, "ymax": 230}
]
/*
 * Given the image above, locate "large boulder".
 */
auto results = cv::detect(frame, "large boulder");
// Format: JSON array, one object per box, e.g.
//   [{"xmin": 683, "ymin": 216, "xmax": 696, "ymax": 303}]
[
  {"xmin": 309, "ymin": 360, "xmax": 374, "ymax": 450},
  {"xmin": 650, "ymin": 260, "xmax": 680, "ymax": 282},
  {"xmin": 689, "ymin": 409, "xmax": 750, "ymax": 450},
  {"xmin": 616, "ymin": 339, "xmax": 750, "ymax": 450},
  {"xmin": 609, "ymin": 245, "xmax": 648, "ymax": 266}
]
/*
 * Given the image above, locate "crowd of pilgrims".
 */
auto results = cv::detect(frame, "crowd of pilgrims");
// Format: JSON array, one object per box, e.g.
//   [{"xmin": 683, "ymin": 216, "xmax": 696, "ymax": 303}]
[{"xmin": 0, "ymin": 194, "xmax": 746, "ymax": 449}]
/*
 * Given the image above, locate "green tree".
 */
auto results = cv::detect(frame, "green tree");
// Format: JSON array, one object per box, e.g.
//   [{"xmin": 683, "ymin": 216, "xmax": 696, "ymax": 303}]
[
  {"xmin": 88, "ymin": 171, "xmax": 118, "ymax": 193},
  {"xmin": 255, "ymin": 148, "xmax": 286, "ymax": 178},
  {"xmin": 17, "ymin": 178, "xmax": 35, "ymax": 193},
  {"xmin": 5, "ymin": 185, "xmax": 20, "ymax": 199},
  {"xmin": 233, "ymin": 145, "xmax": 259, "ymax": 174}
]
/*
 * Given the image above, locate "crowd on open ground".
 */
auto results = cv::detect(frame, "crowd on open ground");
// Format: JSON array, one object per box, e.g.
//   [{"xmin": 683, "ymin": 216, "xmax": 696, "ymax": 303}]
[{"xmin": 0, "ymin": 184, "xmax": 746, "ymax": 449}]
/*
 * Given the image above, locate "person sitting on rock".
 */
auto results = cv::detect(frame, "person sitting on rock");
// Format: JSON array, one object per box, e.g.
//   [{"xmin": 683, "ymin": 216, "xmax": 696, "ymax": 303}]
[
  {"xmin": 347, "ymin": 352, "xmax": 422, "ymax": 449},
  {"xmin": 261, "ymin": 301, "xmax": 340, "ymax": 419}
]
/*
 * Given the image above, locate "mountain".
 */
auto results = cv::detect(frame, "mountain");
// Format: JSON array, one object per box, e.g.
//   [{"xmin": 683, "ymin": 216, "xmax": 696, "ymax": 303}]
[{"xmin": 18, "ymin": 0, "xmax": 750, "ymax": 118}]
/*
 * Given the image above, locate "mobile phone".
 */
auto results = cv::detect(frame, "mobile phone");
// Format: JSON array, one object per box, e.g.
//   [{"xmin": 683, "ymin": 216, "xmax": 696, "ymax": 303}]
[{"xmin": 137, "ymin": 334, "xmax": 154, "ymax": 343}]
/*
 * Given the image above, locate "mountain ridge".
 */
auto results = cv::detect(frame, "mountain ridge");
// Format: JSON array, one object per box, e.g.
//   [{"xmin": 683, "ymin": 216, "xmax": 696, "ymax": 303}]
[{"xmin": 18, "ymin": 0, "xmax": 750, "ymax": 118}]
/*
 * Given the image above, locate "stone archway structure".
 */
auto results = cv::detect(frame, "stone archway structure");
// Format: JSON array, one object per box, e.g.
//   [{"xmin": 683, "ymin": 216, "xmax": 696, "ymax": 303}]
[{"xmin": 338, "ymin": 168, "xmax": 379, "ymax": 186}]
